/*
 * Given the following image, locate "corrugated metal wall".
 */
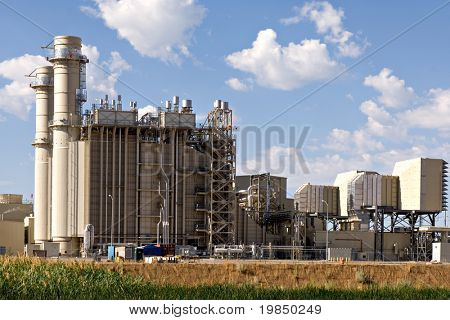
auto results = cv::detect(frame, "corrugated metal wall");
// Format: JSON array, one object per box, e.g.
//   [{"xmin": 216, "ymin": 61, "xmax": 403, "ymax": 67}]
[
  {"xmin": 88, "ymin": 127, "xmax": 137, "ymax": 245},
  {"xmin": 294, "ymin": 184, "xmax": 339, "ymax": 215},
  {"xmin": 87, "ymin": 127, "xmax": 209, "ymax": 247},
  {"xmin": 347, "ymin": 173, "xmax": 398, "ymax": 210}
]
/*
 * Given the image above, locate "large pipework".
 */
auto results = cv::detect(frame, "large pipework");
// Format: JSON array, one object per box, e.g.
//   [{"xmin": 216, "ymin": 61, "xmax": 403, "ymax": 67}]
[
  {"xmin": 48, "ymin": 36, "xmax": 88, "ymax": 245},
  {"xmin": 31, "ymin": 66, "xmax": 54, "ymax": 242}
]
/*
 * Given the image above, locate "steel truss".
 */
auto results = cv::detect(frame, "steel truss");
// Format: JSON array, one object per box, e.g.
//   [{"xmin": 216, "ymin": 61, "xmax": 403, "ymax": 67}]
[
  {"xmin": 204, "ymin": 105, "xmax": 236, "ymax": 252},
  {"xmin": 369, "ymin": 209, "xmax": 439, "ymax": 261}
]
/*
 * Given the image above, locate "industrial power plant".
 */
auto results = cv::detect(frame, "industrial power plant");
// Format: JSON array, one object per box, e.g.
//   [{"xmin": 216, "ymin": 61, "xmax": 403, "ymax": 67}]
[{"xmin": 0, "ymin": 35, "xmax": 448, "ymax": 263}]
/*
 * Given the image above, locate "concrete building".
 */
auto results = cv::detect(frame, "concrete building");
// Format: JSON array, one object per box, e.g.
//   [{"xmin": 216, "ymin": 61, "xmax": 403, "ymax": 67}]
[
  {"xmin": 0, "ymin": 194, "xmax": 32, "ymax": 256},
  {"xmin": 0, "ymin": 220, "xmax": 24, "ymax": 255},
  {"xmin": 0, "ymin": 194, "xmax": 33, "ymax": 222},
  {"xmin": 314, "ymin": 230, "xmax": 411, "ymax": 261}
]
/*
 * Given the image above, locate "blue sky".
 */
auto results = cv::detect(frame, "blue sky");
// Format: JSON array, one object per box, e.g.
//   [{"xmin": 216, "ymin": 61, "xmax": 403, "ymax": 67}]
[{"xmin": 0, "ymin": 0, "xmax": 449, "ymax": 215}]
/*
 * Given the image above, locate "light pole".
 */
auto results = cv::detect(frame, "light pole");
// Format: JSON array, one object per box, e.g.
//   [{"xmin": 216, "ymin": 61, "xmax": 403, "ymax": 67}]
[
  {"xmin": 108, "ymin": 194, "xmax": 114, "ymax": 245},
  {"xmin": 321, "ymin": 200, "xmax": 329, "ymax": 261}
]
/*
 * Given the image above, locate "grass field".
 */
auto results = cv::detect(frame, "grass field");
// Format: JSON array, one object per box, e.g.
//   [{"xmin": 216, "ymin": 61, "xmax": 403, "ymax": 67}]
[{"xmin": 0, "ymin": 257, "xmax": 449, "ymax": 300}]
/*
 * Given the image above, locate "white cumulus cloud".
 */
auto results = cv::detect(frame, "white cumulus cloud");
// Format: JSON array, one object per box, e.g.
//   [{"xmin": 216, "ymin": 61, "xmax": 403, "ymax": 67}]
[
  {"xmin": 281, "ymin": 1, "xmax": 367, "ymax": 58},
  {"xmin": 323, "ymin": 127, "xmax": 384, "ymax": 154},
  {"xmin": 225, "ymin": 29, "xmax": 342, "ymax": 90},
  {"xmin": 359, "ymin": 99, "xmax": 405, "ymax": 138},
  {"xmin": 401, "ymin": 88, "xmax": 450, "ymax": 129},
  {"xmin": 85, "ymin": 0, "xmax": 206, "ymax": 65},
  {"xmin": 225, "ymin": 77, "xmax": 253, "ymax": 92},
  {"xmin": 0, "ymin": 54, "xmax": 49, "ymax": 120},
  {"xmin": 364, "ymin": 68, "xmax": 415, "ymax": 108},
  {"xmin": 82, "ymin": 44, "xmax": 131, "ymax": 99},
  {"xmin": 138, "ymin": 105, "xmax": 159, "ymax": 119}
]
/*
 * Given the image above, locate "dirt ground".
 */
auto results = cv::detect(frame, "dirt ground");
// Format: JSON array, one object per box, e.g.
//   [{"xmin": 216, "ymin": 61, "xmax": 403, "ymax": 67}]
[{"xmin": 102, "ymin": 260, "xmax": 450, "ymax": 289}]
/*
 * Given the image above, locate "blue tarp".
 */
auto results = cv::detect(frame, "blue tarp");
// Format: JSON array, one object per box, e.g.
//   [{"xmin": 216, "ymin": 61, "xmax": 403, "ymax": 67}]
[{"xmin": 143, "ymin": 245, "xmax": 163, "ymax": 256}]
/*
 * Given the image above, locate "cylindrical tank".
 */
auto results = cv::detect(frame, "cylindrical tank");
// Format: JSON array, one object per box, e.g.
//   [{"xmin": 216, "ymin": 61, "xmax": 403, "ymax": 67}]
[
  {"xmin": 117, "ymin": 95, "xmax": 122, "ymax": 111},
  {"xmin": 165, "ymin": 100, "xmax": 172, "ymax": 111},
  {"xmin": 31, "ymin": 66, "xmax": 54, "ymax": 242},
  {"xmin": 220, "ymin": 101, "xmax": 229, "ymax": 110},
  {"xmin": 49, "ymin": 36, "xmax": 85, "ymax": 243},
  {"xmin": 214, "ymin": 99, "xmax": 222, "ymax": 109},
  {"xmin": 172, "ymin": 96, "xmax": 179, "ymax": 112},
  {"xmin": 83, "ymin": 224, "xmax": 94, "ymax": 252},
  {"xmin": 181, "ymin": 99, "xmax": 192, "ymax": 113}
]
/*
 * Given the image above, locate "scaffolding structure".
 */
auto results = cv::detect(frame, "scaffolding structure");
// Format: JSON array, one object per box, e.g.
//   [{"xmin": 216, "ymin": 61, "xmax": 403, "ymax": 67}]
[{"xmin": 204, "ymin": 101, "xmax": 236, "ymax": 251}]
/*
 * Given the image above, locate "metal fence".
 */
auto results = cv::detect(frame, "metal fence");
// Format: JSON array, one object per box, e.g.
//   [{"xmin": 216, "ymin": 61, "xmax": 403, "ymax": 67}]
[{"xmin": 213, "ymin": 245, "xmax": 434, "ymax": 262}]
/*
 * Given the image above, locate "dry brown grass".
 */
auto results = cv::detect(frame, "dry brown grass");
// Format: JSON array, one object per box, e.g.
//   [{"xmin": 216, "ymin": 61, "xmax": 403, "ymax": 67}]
[
  {"xmin": 2, "ymin": 256, "xmax": 448, "ymax": 289},
  {"xmin": 101, "ymin": 260, "xmax": 450, "ymax": 289}
]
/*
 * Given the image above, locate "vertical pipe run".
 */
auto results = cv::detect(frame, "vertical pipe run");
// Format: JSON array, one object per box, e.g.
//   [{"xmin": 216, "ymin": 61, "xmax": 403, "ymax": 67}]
[
  {"xmin": 118, "ymin": 127, "xmax": 122, "ymax": 244},
  {"xmin": 99, "ymin": 127, "xmax": 104, "ymax": 244},
  {"xmin": 84, "ymin": 127, "xmax": 92, "ymax": 243},
  {"xmin": 47, "ymin": 151, "xmax": 53, "ymax": 239},
  {"xmin": 105, "ymin": 127, "xmax": 109, "ymax": 244},
  {"xmin": 182, "ymin": 132, "xmax": 186, "ymax": 245},
  {"xmin": 135, "ymin": 128, "xmax": 140, "ymax": 244},
  {"xmin": 124, "ymin": 127, "xmax": 129, "ymax": 243},
  {"xmin": 174, "ymin": 130, "xmax": 178, "ymax": 243},
  {"xmin": 112, "ymin": 127, "xmax": 116, "ymax": 244}
]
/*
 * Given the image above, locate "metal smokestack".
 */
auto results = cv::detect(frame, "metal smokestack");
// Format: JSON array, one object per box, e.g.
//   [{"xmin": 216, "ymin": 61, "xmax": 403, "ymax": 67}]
[
  {"xmin": 48, "ymin": 35, "xmax": 87, "ymax": 248},
  {"xmin": 31, "ymin": 66, "xmax": 54, "ymax": 243},
  {"xmin": 172, "ymin": 96, "xmax": 179, "ymax": 112}
]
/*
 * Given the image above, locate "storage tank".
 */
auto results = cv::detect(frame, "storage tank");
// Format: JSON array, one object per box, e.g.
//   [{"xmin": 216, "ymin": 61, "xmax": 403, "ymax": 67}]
[
  {"xmin": 393, "ymin": 158, "xmax": 447, "ymax": 212},
  {"xmin": 83, "ymin": 224, "xmax": 94, "ymax": 253},
  {"xmin": 294, "ymin": 183, "xmax": 339, "ymax": 215}
]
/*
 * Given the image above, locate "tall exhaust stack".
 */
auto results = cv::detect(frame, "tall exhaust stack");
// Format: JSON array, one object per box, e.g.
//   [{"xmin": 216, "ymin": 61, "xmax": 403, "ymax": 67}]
[
  {"xmin": 31, "ymin": 66, "xmax": 54, "ymax": 242},
  {"xmin": 48, "ymin": 36, "xmax": 87, "ymax": 251}
]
